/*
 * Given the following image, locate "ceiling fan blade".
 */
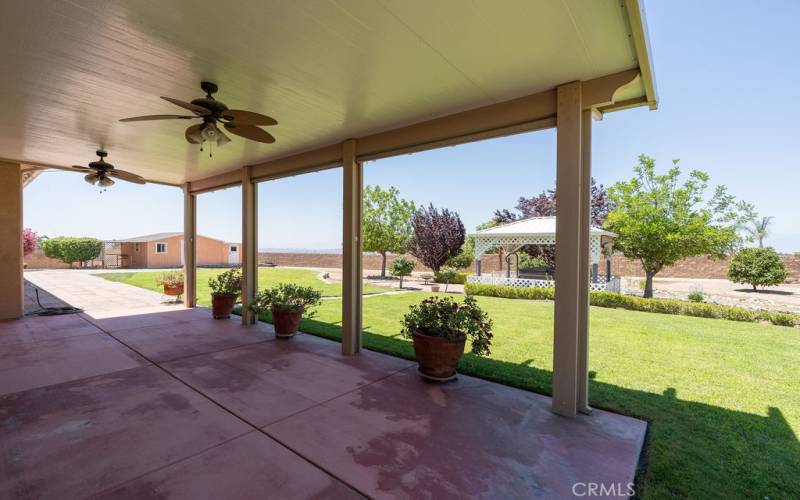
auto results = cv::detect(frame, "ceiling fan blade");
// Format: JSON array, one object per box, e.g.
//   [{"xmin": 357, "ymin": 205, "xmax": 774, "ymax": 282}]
[
  {"xmin": 223, "ymin": 123, "xmax": 276, "ymax": 143},
  {"xmin": 107, "ymin": 169, "xmax": 146, "ymax": 184},
  {"xmin": 160, "ymin": 96, "xmax": 211, "ymax": 116},
  {"xmin": 69, "ymin": 165, "xmax": 93, "ymax": 172},
  {"xmin": 222, "ymin": 109, "xmax": 278, "ymax": 126},
  {"xmin": 120, "ymin": 114, "xmax": 197, "ymax": 122},
  {"xmin": 185, "ymin": 124, "xmax": 203, "ymax": 144}
]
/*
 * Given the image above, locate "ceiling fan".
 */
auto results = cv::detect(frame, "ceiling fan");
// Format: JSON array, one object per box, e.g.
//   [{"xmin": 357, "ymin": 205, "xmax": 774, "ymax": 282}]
[
  {"xmin": 69, "ymin": 150, "xmax": 145, "ymax": 188},
  {"xmin": 119, "ymin": 81, "xmax": 277, "ymax": 155}
]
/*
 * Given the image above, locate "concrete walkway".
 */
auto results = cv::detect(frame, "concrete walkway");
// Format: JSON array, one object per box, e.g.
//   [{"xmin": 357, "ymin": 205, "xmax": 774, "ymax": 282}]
[{"xmin": 24, "ymin": 269, "xmax": 183, "ymax": 318}]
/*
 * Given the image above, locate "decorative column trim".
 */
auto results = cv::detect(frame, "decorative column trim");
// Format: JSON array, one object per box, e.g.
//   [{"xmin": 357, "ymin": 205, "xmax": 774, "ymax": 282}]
[
  {"xmin": 182, "ymin": 183, "xmax": 197, "ymax": 308},
  {"xmin": 552, "ymin": 81, "xmax": 583, "ymax": 417},
  {"xmin": 342, "ymin": 139, "xmax": 363, "ymax": 355},
  {"xmin": 241, "ymin": 166, "xmax": 258, "ymax": 325}
]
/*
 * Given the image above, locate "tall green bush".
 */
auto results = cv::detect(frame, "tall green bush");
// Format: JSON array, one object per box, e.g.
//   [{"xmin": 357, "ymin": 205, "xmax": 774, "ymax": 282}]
[{"xmin": 41, "ymin": 236, "xmax": 102, "ymax": 266}]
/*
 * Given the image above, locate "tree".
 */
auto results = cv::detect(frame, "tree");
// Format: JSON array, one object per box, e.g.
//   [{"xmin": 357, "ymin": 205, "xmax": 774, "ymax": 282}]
[
  {"xmin": 41, "ymin": 236, "xmax": 102, "ymax": 267},
  {"xmin": 727, "ymin": 247, "xmax": 788, "ymax": 291},
  {"xmin": 606, "ymin": 155, "xmax": 755, "ymax": 298},
  {"xmin": 362, "ymin": 185, "xmax": 416, "ymax": 277},
  {"xmin": 493, "ymin": 178, "xmax": 611, "ymax": 267},
  {"xmin": 389, "ymin": 256, "xmax": 415, "ymax": 288},
  {"xmin": 445, "ymin": 237, "xmax": 475, "ymax": 270},
  {"xmin": 409, "ymin": 204, "xmax": 465, "ymax": 272},
  {"xmin": 743, "ymin": 216, "xmax": 773, "ymax": 248},
  {"xmin": 22, "ymin": 228, "xmax": 37, "ymax": 256}
]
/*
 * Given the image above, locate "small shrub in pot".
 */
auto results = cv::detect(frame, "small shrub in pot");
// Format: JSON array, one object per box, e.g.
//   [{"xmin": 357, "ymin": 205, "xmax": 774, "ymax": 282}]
[
  {"xmin": 401, "ymin": 295, "xmax": 492, "ymax": 381},
  {"xmin": 208, "ymin": 268, "xmax": 242, "ymax": 319},
  {"xmin": 158, "ymin": 270, "xmax": 184, "ymax": 297},
  {"xmin": 250, "ymin": 283, "xmax": 322, "ymax": 338}
]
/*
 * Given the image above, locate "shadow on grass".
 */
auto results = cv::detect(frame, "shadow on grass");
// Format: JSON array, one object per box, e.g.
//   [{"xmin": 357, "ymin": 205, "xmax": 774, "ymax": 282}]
[
  {"xmin": 287, "ymin": 315, "xmax": 800, "ymax": 498},
  {"xmin": 733, "ymin": 288, "xmax": 795, "ymax": 296}
]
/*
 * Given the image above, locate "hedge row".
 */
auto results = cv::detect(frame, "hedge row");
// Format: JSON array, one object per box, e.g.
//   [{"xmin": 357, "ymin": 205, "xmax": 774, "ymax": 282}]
[
  {"xmin": 464, "ymin": 283, "xmax": 798, "ymax": 328},
  {"xmin": 433, "ymin": 271, "xmax": 469, "ymax": 285}
]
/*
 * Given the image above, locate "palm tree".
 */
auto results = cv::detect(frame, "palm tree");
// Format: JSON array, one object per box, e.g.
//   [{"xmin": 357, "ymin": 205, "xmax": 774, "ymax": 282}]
[{"xmin": 744, "ymin": 216, "xmax": 774, "ymax": 248}]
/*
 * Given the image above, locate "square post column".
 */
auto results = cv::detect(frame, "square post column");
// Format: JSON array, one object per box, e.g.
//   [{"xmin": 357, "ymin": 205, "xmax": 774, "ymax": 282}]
[
  {"xmin": 182, "ymin": 183, "xmax": 197, "ymax": 308},
  {"xmin": 342, "ymin": 139, "xmax": 363, "ymax": 355},
  {"xmin": 552, "ymin": 81, "xmax": 583, "ymax": 417},
  {"xmin": 0, "ymin": 162, "xmax": 23, "ymax": 320},
  {"xmin": 577, "ymin": 109, "xmax": 593, "ymax": 414},
  {"xmin": 241, "ymin": 166, "xmax": 258, "ymax": 325}
]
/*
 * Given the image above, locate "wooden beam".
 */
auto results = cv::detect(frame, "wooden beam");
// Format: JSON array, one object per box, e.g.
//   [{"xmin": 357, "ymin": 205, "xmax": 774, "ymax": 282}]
[
  {"xmin": 250, "ymin": 144, "xmax": 342, "ymax": 183},
  {"xmin": 552, "ymin": 81, "xmax": 583, "ymax": 417},
  {"xmin": 182, "ymin": 183, "xmax": 197, "ymax": 308},
  {"xmin": 188, "ymin": 169, "xmax": 242, "ymax": 195},
  {"xmin": 241, "ymin": 166, "xmax": 258, "ymax": 325},
  {"xmin": 577, "ymin": 109, "xmax": 592, "ymax": 414},
  {"xmin": 341, "ymin": 139, "xmax": 363, "ymax": 355}
]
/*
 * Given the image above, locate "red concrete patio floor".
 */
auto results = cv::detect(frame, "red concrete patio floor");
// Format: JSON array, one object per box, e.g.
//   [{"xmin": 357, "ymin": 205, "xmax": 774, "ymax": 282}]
[{"xmin": 0, "ymin": 309, "xmax": 646, "ymax": 499}]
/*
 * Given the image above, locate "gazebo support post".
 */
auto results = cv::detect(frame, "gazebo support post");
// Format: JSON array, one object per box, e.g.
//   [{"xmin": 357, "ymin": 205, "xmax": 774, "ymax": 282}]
[
  {"xmin": 577, "ymin": 108, "xmax": 593, "ymax": 414},
  {"xmin": 342, "ymin": 139, "xmax": 363, "ymax": 355},
  {"xmin": 182, "ymin": 183, "xmax": 197, "ymax": 308},
  {"xmin": 552, "ymin": 81, "xmax": 585, "ymax": 417},
  {"xmin": 241, "ymin": 166, "xmax": 258, "ymax": 325}
]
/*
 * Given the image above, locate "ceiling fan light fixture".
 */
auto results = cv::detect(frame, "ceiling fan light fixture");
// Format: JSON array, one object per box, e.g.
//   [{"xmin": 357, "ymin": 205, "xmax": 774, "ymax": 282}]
[
  {"xmin": 98, "ymin": 175, "xmax": 115, "ymax": 188},
  {"xmin": 84, "ymin": 173, "xmax": 99, "ymax": 185},
  {"xmin": 201, "ymin": 122, "xmax": 220, "ymax": 142}
]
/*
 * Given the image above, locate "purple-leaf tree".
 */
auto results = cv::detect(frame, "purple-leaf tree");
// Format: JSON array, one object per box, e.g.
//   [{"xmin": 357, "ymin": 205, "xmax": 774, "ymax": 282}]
[
  {"xmin": 409, "ymin": 204, "xmax": 465, "ymax": 272},
  {"xmin": 492, "ymin": 178, "xmax": 611, "ymax": 267},
  {"xmin": 22, "ymin": 228, "xmax": 38, "ymax": 256}
]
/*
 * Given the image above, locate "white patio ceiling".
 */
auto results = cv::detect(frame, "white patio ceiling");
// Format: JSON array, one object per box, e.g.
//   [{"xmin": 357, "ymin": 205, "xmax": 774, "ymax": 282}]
[{"xmin": 0, "ymin": 0, "xmax": 653, "ymax": 185}]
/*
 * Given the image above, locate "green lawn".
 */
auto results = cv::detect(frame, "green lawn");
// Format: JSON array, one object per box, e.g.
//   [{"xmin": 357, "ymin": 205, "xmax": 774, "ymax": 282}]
[
  {"xmin": 275, "ymin": 293, "xmax": 798, "ymax": 499},
  {"xmin": 95, "ymin": 267, "xmax": 387, "ymax": 306}
]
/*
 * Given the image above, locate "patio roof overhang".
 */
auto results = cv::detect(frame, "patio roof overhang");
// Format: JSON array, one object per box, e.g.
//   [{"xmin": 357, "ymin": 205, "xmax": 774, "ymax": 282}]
[
  {"xmin": 0, "ymin": 0, "xmax": 655, "ymax": 186},
  {"xmin": 1, "ymin": 0, "xmax": 659, "ymax": 418}
]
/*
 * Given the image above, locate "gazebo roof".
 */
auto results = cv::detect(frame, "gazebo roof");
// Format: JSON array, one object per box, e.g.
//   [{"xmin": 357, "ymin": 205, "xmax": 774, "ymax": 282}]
[{"xmin": 470, "ymin": 217, "xmax": 616, "ymax": 238}]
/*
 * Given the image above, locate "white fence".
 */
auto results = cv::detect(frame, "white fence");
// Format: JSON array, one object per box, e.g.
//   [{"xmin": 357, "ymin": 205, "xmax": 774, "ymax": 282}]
[{"xmin": 467, "ymin": 275, "xmax": 621, "ymax": 293}]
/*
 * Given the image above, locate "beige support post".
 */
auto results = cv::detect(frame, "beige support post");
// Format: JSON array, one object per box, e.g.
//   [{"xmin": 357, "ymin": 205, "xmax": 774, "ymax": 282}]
[
  {"xmin": 342, "ymin": 139, "xmax": 363, "ymax": 355},
  {"xmin": 0, "ymin": 162, "xmax": 23, "ymax": 320},
  {"xmin": 552, "ymin": 81, "xmax": 583, "ymax": 417},
  {"xmin": 577, "ymin": 109, "xmax": 593, "ymax": 414},
  {"xmin": 241, "ymin": 166, "xmax": 258, "ymax": 325},
  {"xmin": 183, "ymin": 183, "xmax": 197, "ymax": 308}
]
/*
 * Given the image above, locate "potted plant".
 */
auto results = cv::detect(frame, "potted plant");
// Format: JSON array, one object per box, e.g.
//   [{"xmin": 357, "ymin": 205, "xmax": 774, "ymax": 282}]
[
  {"xmin": 250, "ymin": 283, "xmax": 322, "ymax": 338},
  {"xmin": 401, "ymin": 295, "xmax": 492, "ymax": 381},
  {"xmin": 208, "ymin": 268, "xmax": 242, "ymax": 319},
  {"xmin": 158, "ymin": 270, "xmax": 184, "ymax": 298}
]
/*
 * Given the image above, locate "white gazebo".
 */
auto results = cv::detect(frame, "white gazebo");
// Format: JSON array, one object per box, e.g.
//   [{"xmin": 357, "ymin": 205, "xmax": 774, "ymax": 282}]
[{"xmin": 469, "ymin": 217, "xmax": 619, "ymax": 292}]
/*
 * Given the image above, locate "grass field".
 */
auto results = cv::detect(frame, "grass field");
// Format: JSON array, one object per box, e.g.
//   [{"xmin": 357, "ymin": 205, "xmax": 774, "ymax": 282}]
[
  {"xmin": 95, "ymin": 267, "xmax": 387, "ymax": 306},
  {"xmin": 261, "ymin": 292, "xmax": 798, "ymax": 499}
]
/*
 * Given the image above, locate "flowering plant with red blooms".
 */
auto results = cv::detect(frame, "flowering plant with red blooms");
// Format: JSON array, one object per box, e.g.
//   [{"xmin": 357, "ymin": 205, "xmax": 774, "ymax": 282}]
[{"xmin": 401, "ymin": 295, "xmax": 493, "ymax": 356}]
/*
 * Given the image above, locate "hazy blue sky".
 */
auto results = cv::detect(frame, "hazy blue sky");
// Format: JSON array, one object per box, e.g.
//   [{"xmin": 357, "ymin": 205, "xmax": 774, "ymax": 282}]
[{"xmin": 23, "ymin": 0, "xmax": 800, "ymax": 251}]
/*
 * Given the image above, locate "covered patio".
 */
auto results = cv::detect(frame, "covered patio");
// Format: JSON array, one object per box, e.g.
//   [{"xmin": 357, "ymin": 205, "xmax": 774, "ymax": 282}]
[
  {"xmin": 0, "ymin": 308, "xmax": 645, "ymax": 498},
  {"xmin": 1, "ymin": 0, "xmax": 657, "ymax": 496}
]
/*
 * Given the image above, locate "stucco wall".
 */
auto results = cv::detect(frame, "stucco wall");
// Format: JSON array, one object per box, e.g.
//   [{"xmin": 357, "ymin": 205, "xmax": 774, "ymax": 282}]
[
  {"xmin": 610, "ymin": 253, "xmax": 800, "ymax": 283},
  {"xmin": 0, "ymin": 163, "xmax": 23, "ymax": 319},
  {"xmin": 257, "ymin": 252, "xmax": 511, "ymax": 274}
]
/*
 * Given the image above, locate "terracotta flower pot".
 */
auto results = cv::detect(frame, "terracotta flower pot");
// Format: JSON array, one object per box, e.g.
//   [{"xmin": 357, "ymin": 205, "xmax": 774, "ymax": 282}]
[
  {"xmin": 163, "ymin": 283, "xmax": 184, "ymax": 296},
  {"xmin": 272, "ymin": 307, "xmax": 303, "ymax": 338},
  {"xmin": 211, "ymin": 293, "xmax": 237, "ymax": 319},
  {"xmin": 412, "ymin": 330, "xmax": 466, "ymax": 382}
]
